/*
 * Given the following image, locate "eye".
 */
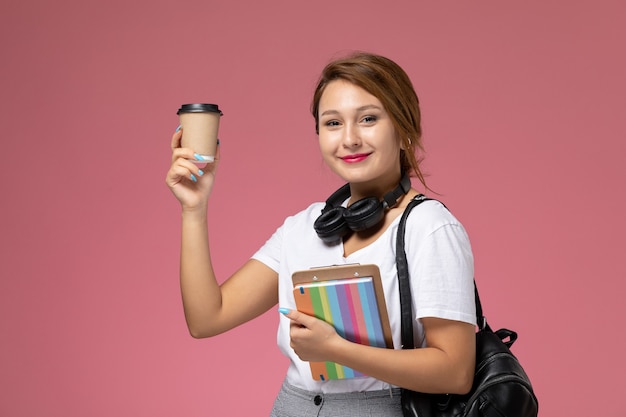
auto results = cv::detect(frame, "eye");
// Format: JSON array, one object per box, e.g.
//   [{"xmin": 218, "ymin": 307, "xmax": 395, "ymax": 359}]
[
  {"xmin": 361, "ymin": 115, "xmax": 377, "ymax": 124},
  {"xmin": 324, "ymin": 120, "xmax": 341, "ymax": 127}
]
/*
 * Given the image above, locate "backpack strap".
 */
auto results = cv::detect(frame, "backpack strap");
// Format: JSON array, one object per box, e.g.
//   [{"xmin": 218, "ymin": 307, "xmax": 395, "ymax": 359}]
[{"xmin": 396, "ymin": 195, "xmax": 485, "ymax": 349}]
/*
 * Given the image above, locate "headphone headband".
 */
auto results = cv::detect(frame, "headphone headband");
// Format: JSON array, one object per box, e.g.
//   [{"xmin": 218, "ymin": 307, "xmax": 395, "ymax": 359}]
[
  {"xmin": 382, "ymin": 173, "xmax": 412, "ymax": 209},
  {"xmin": 314, "ymin": 173, "xmax": 412, "ymax": 243}
]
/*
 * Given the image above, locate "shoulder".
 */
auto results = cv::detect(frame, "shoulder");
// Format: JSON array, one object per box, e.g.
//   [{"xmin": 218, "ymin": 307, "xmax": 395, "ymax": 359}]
[
  {"xmin": 401, "ymin": 197, "xmax": 472, "ymax": 255},
  {"xmin": 265, "ymin": 201, "xmax": 329, "ymax": 244},
  {"xmin": 403, "ymin": 198, "xmax": 464, "ymax": 234},
  {"xmin": 252, "ymin": 201, "xmax": 330, "ymax": 270},
  {"xmin": 281, "ymin": 201, "xmax": 326, "ymax": 229}
]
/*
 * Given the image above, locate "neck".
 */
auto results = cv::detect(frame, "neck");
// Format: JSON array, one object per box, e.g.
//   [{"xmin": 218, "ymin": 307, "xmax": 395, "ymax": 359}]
[
  {"xmin": 348, "ymin": 170, "xmax": 404, "ymax": 204},
  {"xmin": 349, "ymin": 171, "xmax": 410, "ymax": 208}
]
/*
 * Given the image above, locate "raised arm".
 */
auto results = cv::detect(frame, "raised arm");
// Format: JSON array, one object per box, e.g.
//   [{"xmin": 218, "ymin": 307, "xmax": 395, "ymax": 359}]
[{"xmin": 166, "ymin": 129, "xmax": 278, "ymax": 338}]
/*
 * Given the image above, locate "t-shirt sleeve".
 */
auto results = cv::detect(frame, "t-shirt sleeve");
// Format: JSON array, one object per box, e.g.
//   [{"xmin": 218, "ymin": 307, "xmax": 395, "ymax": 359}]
[
  {"xmin": 250, "ymin": 219, "xmax": 284, "ymax": 273},
  {"xmin": 408, "ymin": 217, "xmax": 477, "ymax": 326}
]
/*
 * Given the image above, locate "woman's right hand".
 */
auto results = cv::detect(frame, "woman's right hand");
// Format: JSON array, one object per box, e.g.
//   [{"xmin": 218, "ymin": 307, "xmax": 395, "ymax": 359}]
[{"xmin": 165, "ymin": 128, "xmax": 219, "ymax": 211}]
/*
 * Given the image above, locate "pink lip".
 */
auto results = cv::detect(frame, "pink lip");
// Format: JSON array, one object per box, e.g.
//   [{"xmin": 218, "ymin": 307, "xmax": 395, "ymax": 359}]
[{"xmin": 340, "ymin": 153, "xmax": 371, "ymax": 163}]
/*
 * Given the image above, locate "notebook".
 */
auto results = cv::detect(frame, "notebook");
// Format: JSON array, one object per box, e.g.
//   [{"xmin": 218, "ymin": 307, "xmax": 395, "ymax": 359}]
[{"xmin": 291, "ymin": 263, "xmax": 393, "ymax": 381}]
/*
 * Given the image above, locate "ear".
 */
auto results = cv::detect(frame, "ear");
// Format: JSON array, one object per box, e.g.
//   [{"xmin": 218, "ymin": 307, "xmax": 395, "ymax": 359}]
[{"xmin": 399, "ymin": 136, "xmax": 412, "ymax": 151}]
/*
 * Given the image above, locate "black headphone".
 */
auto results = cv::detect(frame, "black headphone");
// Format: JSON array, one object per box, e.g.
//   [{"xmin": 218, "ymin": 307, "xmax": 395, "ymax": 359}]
[{"xmin": 314, "ymin": 174, "xmax": 412, "ymax": 243}]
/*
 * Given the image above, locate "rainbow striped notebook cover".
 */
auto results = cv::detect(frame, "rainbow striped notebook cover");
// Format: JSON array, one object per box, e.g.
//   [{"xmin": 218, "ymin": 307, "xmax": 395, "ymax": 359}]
[{"xmin": 292, "ymin": 264, "xmax": 393, "ymax": 381}]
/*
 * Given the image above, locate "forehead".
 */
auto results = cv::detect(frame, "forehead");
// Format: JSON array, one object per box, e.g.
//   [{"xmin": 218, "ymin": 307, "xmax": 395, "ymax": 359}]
[{"xmin": 319, "ymin": 80, "xmax": 383, "ymax": 112}]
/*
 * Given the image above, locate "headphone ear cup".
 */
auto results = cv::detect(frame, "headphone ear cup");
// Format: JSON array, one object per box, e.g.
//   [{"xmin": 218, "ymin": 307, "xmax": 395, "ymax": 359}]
[
  {"xmin": 343, "ymin": 197, "xmax": 385, "ymax": 232},
  {"xmin": 314, "ymin": 207, "xmax": 351, "ymax": 243}
]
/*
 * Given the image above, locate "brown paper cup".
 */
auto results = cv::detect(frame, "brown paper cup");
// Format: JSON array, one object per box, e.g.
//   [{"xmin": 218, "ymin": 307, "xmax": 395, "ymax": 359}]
[{"xmin": 177, "ymin": 104, "xmax": 223, "ymax": 161}]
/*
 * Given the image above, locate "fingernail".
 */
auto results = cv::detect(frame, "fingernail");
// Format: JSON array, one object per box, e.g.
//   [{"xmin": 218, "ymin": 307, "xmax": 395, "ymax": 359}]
[
  {"xmin": 278, "ymin": 307, "xmax": 290, "ymax": 315},
  {"xmin": 197, "ymin": 169, "xmax": 204, "ymax": 176},
  {"xmin": 190, "ymin": 174, "xmax": 197, "ymax": 182},
  {"xmin": 194, "ymin": 153, "xmax": 206, "ymax": 161},
  {"xmin": 175, "ymin": 125, "xmax": 182, "ymax": 133}
]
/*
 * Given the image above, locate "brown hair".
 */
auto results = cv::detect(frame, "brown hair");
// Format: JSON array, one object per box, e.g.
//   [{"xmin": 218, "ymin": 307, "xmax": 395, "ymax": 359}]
[{"xmin": 311, "ymin": 52, "xmax": 427, "ymax": 190}]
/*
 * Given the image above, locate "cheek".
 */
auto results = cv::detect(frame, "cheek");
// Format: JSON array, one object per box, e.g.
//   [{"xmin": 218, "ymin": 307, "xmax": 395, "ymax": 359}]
[
  {"xmin": 317, "ymin": 136, "xmax": 342, "ymax": 170},
  {"xmin": 317, "ymin": 133, "xmax": 336, "ymax": 154},
  {"xmin": 382, "ymin": 141, "xmax": 403, "ymax": 167},
  {"xmin": 319, "ymin": 145, "xmax": 336, "ymax": 166}
]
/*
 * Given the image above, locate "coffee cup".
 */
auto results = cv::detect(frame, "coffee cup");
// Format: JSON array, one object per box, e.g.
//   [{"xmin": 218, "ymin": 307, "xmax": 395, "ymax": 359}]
[{"xmin": 177, "ymin": 103, "xmax": 223, "ymax": 162}]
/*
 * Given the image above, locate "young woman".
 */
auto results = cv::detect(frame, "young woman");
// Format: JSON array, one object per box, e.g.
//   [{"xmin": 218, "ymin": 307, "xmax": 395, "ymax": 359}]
[{"xmin": 165, "ymin": 52, "xmax": 476, "ymax": 416}]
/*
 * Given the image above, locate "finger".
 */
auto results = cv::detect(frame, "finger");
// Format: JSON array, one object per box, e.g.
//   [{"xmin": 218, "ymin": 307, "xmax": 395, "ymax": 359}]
[
  {"xmin": 167, "ymin": 156, "xmax": 207, "ymax": 184},
  {"xmin": 171, "ymin": 146, "xmax": 196, "ymax": 163},
  {"xmin": 170, "ymin": 127, "xmax": 183, "ymax": 150},
  {"xmin": 165, "ymin": 164, "xmax": 195, "ymax": 187},
  {"xmin": 279, "ymin": 308, "xmax": 314, "ymax": 328},
  {"xmin": 171, "ymin": 148, "xmax": 216, "ymax": 173}
]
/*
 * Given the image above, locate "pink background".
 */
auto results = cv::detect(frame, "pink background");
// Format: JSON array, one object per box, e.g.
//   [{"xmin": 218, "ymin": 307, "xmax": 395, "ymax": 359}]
[{"xmin": 1, "ymin": 1, "xmax": 625, "ymax": 416}]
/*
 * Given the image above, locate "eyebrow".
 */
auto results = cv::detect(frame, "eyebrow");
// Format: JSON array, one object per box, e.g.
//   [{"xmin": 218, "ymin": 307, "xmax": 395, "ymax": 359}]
[{"xmin": 320, "ymin": 104, "xmax": 383, "ymax": 117}]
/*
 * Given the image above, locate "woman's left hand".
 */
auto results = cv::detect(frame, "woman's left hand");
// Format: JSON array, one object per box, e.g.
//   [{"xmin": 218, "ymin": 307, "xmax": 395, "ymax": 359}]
[{"xmin": 280, "ymin": 309, "xmax": 341, "ymax": 362}]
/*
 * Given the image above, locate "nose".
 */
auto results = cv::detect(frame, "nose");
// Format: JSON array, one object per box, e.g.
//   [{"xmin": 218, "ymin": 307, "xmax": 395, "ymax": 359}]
[{"xmin": 342, "ymin": 123, "xmax": 361, "ymax": 148}]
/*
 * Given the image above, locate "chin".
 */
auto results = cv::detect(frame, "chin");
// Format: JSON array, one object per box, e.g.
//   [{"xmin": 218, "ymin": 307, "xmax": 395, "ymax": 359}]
[{"xmin": 331, "ymin": 168, "xmax": 373, "ymax": 184}]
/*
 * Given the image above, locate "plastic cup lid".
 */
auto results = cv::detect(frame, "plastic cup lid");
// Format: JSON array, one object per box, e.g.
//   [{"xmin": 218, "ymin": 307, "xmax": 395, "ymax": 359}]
[{"xmin": 177, "ymin": 103, "xmax": 223, "ymax": 115}]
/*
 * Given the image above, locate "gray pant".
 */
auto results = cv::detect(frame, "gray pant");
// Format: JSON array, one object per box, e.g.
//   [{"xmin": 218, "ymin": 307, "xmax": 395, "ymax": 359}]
[{"xmin": 270, "ymin": 380, "xmax": 403, "ymax": 417}]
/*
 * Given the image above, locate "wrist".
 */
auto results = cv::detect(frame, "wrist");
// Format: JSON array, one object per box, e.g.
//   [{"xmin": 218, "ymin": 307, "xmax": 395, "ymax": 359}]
[
  {"xmin": 326, "ymin": 333, "xmax": 353, "ymax": 364},
  {"xmin": 181, "ymin": 205, "xmax": 209, "ymax": 220}
]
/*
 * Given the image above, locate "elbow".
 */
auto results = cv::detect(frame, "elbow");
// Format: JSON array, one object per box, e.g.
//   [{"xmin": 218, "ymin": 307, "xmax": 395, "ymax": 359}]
[
  {"xmin": 455, "ymin": 374, "xmax": 474, "ymax": 395},
  {"xmin": 185, "ymin": 314, "xmax": 224, "ymax": 339},
  {"xmin": 450, "ymin": 365, "xmax": 475, "ymax": 395},
  {"xmin": 187, "ymin": 324, "xmax": 220, "ymax": 339},
  {"xmin": 189, "ymin": 329, "xmax": 212, "ymax": 339}
]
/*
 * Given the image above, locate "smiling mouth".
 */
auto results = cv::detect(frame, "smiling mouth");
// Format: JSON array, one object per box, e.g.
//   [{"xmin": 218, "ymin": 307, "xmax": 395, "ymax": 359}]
[{"xmin": 340, "ymin": 153, "xmax": 371, "ymax": 163}]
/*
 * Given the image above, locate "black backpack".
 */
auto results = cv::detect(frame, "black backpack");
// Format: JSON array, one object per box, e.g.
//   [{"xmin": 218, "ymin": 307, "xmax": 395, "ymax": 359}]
[{"xmin": 396, "ymin": 195, "xmax": 539, "ymax": 417}]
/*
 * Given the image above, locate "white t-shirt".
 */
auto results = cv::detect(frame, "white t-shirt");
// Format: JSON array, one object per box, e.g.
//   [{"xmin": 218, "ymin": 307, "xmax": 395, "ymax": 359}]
[{"xmin": 252, "ymin": 198, "xmax": 476, "ymax": 393}]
